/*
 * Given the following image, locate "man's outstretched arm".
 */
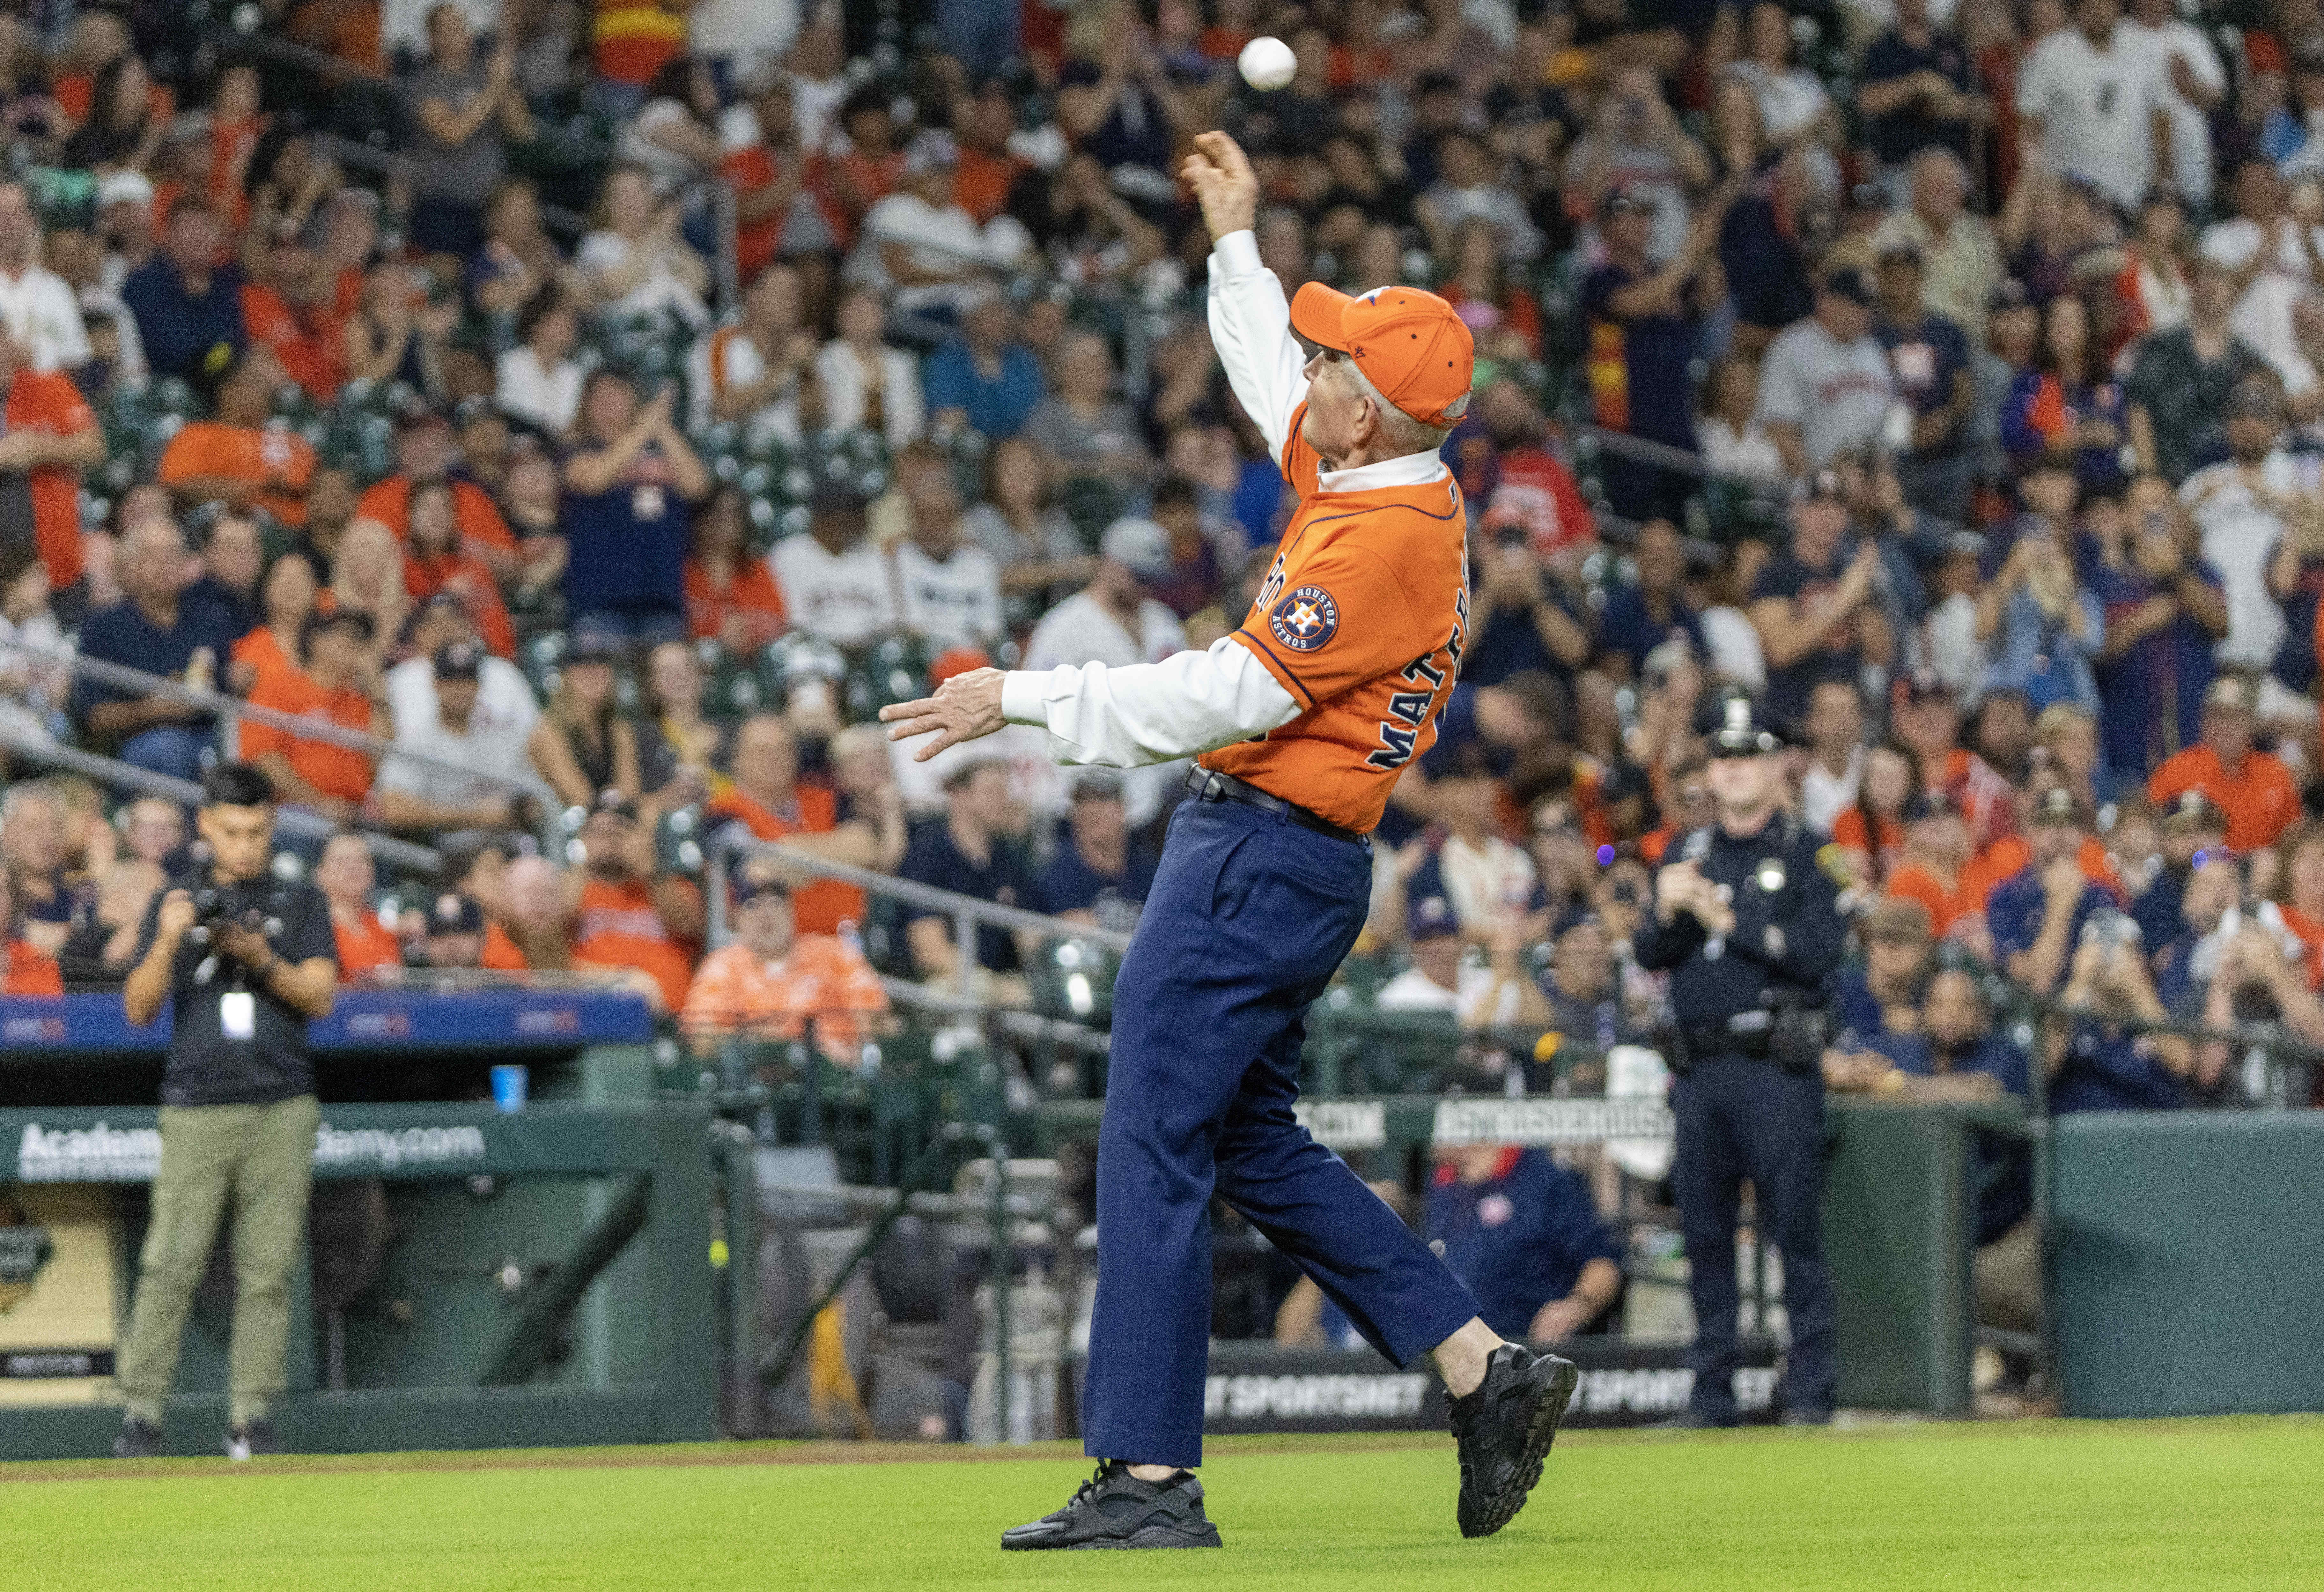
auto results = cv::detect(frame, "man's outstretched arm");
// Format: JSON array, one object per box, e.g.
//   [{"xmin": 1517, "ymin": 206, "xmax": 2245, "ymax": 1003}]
[
  {"xmin": 880, "ymin": 646, "xmax": 1302, "ymax": 768},
  {"xmin": 1186, "ymin": 131, "xmax": 1309, "ymax": 464}
]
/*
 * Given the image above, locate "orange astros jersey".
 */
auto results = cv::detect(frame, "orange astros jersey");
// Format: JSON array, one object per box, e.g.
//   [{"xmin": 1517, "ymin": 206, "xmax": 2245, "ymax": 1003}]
[{"xmin": 1201, "ymin": 404, "xmax": 1469, "ymax": 834}]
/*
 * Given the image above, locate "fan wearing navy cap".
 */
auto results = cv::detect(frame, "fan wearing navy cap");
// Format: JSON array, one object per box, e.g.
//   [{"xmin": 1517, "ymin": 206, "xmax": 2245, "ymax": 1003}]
[
  {"xmin": 420, "ymin": 892, "xmax": 489, "ymax": 969},
  {"xmin": 1752, "ymin": 265, "xmax": 1898, "ymax": 478},
  {"xmin": 1579, "ymin": 181, "xmax": 1731, "ymax": 519},
  {"xmin": 1634, "ymin": 687, "xmax": 1845, "ymax": 1426},
  {"xmin": 2131, "ymin": 789, "xmax": 2230, "ymax": 951},
  {"xmin": 376, "ymin": 641, "xmax": 539, "ymax": 835},
  {"xmin": 1427, "ymin": 1144, "xmax": 1624, "ymax": 1346},
  {"xmin": 1749, "ymin": 468, "xmax": 1889, "ymax": 730},
  {"xmin": 1985, "ymin": 784, "xmax": 2118, "ymax": 994}
]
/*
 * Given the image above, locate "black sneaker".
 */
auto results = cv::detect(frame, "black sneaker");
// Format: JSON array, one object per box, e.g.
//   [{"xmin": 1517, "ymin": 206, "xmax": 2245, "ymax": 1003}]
[
  {"xmin": 1000, "ymin": 1461, "xmax": 1223, "ymax": 1551},
  {"xmin": 1448, "ymin": 1343, "xmax": 1580, "ymax": 1540},
  {"xmin": 113, "ymin": 1418, "xmax": 162, "ymax": 1459},
  {"xmin": 223, "ymin": 1419, "xmax": 282, "ymax": 1461}
]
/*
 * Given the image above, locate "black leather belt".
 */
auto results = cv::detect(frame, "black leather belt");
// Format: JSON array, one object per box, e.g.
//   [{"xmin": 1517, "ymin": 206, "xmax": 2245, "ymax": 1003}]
[{"xmin": 1185, "ymin": 766, "xmax": 1367, "ymax": 846}]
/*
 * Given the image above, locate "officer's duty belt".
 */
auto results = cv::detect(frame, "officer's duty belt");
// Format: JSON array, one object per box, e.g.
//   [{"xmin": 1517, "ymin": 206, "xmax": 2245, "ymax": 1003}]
[{"xmin": 1680, "ymin": 1014, "xmax": 1774, "ymax": 1062}]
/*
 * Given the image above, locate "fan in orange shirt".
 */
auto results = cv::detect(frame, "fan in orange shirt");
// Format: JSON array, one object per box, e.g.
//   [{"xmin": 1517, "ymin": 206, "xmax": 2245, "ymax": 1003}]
[
  {"xmin": 238, "ymin": 610, "xmax": 382, "ymax": 823},
  {"xmin": 403, "ymin": 479, "xmax": 514, "ymax": 656},
  {"xmin": 1882, "ymin": 789, "xmax": 1989, "ymax": 934},
  {"xmin": 240, "ymin": 222, "xmax": 344, "ymax": 400},
  {"xmin": 0, "ymin": 331, "xmax": 104, "ymax": 589},
  {"xmin": 314, "ymin": 832, "xmax": 405, "ymax": 977},
  {"xmin": 357, "ymin": 406, "xmax": 519, "ymax": 568},
  {"xmin": 230, "ymin": 550, "xmax": 325, "ymax": 700},
  {"xmin": 684, "ymin": 484, "xmax": 786, "ymax": 651},
  {"xmin": 157, "ymin": 347, "xmax": 316, "ymax": 526},
  {"xmin": 2149, "ymin": 675, "xmax": 2301, "ymax": 854},
  {"xmin": 706, "ymin": 714, "xmax": 875, "ymax": 936},
  {"xmin": 682, "ymin": 871, "xmax": 890, "ymax": 1060},
  {"xmin": 571, "ymin": 800, "xmax": 703, "ymax": 1012},
  {"xmin": 2269, "ymin": 821, "xmax": 2324, "ymax": 985},
  {"xmin": 0, "ymin": 864, "xmax": 63, "ymax": 994}
]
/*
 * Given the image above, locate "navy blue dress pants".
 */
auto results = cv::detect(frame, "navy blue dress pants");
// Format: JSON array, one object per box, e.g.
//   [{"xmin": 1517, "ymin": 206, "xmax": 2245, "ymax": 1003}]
[
  {"xmin": 1670, "ymin": 1055, "xmax": 1836, "ymax": 1419},
  {"xmin": 1081, "ymin": 796, "xmax": 1482, "ymax": 1468}
]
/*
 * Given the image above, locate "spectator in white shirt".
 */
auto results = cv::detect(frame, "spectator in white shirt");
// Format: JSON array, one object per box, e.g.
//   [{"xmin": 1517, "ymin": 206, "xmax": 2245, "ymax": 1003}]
[
  {"xmin": 1375, "ymin": 895, "xmax": 1547, "ymax": 1031},
  {"xmin": 2013, "ymin": 0, "xmax": 2170, "ymax": 213},
  {"xmin": 2180, "ymin": 379, "xmax": 2313, "ymax": 675},
  {"xmin": 848, "ymin": 130, "xmax": 1031, "ymax": 316},
  {"xmin": 1753, "ymin": 268, "xmax": 1899, "ymax": 475},
  {"xmin": 2123, "ymin": 0, "xmax": 2225, "ymax": 215},
  {"xmin": 576, "ymin": 164, "xmax": 712, "ymax": 330},
  {"xmin": 376, "ymin": 640, "xmax": 544, "ymax": 834},
  {"xmin": 891, "ymin": 450, "xmax": 1004, "ymax": 650},
  {"xmin": 1800, "ymin": 678, "xmax": 1867, "ymax": 835},
  {"xmin": 0, "ymin": 182, "xmax": 92, "ymax": 371},
  {"xmin": 1019, "ymin": 516, "xmax": 1190, "ymax": 828},
  {"xmin": 2201, "ymin": 158, "xmax": 2324, "ymax": 396},
  {"xmin": 494, "ymin": 289, "xmax": 585, "ymax": 437},
  {"xmin": 385, "ymin": 592, "xmax": 540, "ymax": 751},
  {"xmin": 769, "ymin": 477, "xmax": 896, "ymax": 646},
  {"xmin": 94, "ymin": 168, "xmax": 158, "ymax": 298},
  {"xmin": 1725, "ymin": 1, "xmax": 1843, "ymax": 195},
  {"xmin": 1416, "ymin": 130, "xmax": 1544, "ymax": 264},
  {"xmin": 813, "ymin": 285, "xmax": 925, "ymax": 449},
  {"xmin": 688, "ymin": 260, "xmax": 815, "ymax": 444},
  {"xmin": 616, "ymin": 59, "xmax": 727, "ymax": 191}
]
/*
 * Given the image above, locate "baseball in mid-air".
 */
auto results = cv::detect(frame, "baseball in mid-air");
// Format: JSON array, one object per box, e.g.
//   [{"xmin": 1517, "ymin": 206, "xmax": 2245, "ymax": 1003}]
[{"xmin": 1239, "ymin": 35, "xmax": 1297, "ymax": 92}]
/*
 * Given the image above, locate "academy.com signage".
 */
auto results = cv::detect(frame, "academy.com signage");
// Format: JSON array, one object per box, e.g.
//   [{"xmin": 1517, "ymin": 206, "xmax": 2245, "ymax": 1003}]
[{"xmin": 13, "ymin": 1120, "xmax": 488, "ymax": 1183}]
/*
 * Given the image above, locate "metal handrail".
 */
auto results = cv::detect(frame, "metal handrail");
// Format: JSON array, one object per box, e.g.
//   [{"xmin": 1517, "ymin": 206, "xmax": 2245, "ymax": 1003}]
[
  {"xmin": 1569, "ymin": 421, "xmax": 1975, "ymax": 538},
  {"xmin": 706, "ymin": 830, "xmax": 1133, "ymax": 1002},
  {"xmin": 308, "ymin": 132, "xmax": 592, "ymax": 241},
  {"xmin": 0, "ymin": 633, "xmax": 553, "ymax": 800},
  {"xmin": 0, "ymin": 722, "xmax": 442, "ymax": 872}
]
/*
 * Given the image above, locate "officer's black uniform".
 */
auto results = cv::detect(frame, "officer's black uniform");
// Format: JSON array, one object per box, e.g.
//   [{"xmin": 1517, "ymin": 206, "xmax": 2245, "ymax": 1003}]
[{"xmin": 1634, "ymin": 693, "xmax": 1844, "ymax": 1423}]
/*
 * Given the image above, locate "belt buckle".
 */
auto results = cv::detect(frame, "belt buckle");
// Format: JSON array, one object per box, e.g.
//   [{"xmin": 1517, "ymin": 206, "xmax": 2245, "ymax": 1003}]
[{"xmin": 1191, "ymin": 768, "xmax": 1225, "ymax": 803}]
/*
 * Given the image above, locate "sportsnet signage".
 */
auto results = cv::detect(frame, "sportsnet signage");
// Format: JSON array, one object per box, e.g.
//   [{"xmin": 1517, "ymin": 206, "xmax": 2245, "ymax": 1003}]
[
  {"xmin": 1431, "ymin": 1097, "xmax": 1674, "ymax": 1147},
  {"xmin": 1196, "ymin": 1341, "xmax": 1781, "ymax": 1433},
  {"xmin": 1294, "ymin": 1100, "xmax": 1388, "ymax": 1151},
  {"xmin": 1284, "ymin": 1097, "xmax": 1676, "ymax": 1153},
  {"xmin": 11, "ymin": 1119, "xmax": 488, "ymax": 1183}
]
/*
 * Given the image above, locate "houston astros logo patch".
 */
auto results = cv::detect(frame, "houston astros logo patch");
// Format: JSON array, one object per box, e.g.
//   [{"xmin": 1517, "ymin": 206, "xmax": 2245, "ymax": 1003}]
[{"xmin": 1269, "ymin": 585, "xmax": 1339, "ymax": 652}]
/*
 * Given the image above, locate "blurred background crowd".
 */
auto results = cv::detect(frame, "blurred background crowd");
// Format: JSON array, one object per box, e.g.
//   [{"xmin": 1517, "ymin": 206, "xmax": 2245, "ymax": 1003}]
[{"xmin": 0, "ymin": 0, "xmax": 2320, "ymax": 1138}]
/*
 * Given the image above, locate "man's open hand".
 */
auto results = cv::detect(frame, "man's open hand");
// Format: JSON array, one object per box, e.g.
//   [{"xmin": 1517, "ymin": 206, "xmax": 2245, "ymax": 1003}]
[
  {"xmin": 880, "ymin": 667, "xmax": 1008, "ymax": 762},
  {"xmin": 1182, "ymin": 131, "xmax": 1259, "ymax": 242}
]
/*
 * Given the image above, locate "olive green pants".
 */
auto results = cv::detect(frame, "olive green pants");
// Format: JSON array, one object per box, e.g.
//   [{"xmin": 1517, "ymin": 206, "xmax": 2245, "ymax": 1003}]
[{"xmin": 115, "ymin": 1095, "xmax": 320, "ymax": 1427}]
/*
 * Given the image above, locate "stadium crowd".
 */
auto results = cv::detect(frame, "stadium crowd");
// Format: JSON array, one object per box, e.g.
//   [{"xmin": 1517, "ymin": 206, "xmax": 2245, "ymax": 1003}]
[{"xmin": 0, "ymin": 0, "xmax": 2318, "ymax": 1127}]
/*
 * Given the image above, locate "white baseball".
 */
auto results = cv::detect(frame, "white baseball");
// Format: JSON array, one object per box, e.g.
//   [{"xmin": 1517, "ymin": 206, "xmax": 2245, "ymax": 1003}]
[{"xmin": 1238, "ymin": 35, "xmax": 1297, "ymax": 93}]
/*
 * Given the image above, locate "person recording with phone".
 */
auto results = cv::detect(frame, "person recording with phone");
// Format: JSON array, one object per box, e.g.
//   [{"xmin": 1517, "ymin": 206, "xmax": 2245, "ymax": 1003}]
[
  {"xmin": 112, "ymin": 763, "xmax": 339, "ymax": 1462},
  {"xmin": 2044, "ymin": 912, "xmax": 2192, "ymax": 1112}
]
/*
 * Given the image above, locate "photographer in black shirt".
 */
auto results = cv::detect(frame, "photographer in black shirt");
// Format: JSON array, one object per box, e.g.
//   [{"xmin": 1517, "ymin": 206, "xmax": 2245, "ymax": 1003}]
[{"xmin": 113, "ymin": 763, "xmax": 338, "ymax": 1461}]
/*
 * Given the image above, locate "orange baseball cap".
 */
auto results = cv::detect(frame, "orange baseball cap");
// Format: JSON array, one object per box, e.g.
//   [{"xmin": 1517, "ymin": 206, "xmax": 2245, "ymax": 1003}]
[{"xmin": 1288, "ymin": 282, "xmax": 1475, "ymax": 428}]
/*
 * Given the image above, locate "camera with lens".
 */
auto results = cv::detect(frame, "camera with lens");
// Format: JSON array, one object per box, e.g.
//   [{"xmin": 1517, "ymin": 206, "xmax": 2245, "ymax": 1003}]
[
  {"xmin": 187, "ymin": 887, "xmax": 274, "ymax": 949},
  {"xmin": 189, "ymin": 888, "xmax": 230, "ymax": 941}
]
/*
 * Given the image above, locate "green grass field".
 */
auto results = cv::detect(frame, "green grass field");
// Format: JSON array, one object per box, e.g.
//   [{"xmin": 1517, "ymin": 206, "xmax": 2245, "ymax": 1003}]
[{"xmin": 7, "ymin": 1417, "xmax": 2316, "ymax": 1590}]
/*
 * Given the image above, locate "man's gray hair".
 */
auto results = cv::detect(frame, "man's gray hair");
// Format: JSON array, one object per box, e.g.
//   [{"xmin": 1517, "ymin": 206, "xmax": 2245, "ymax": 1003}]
[
  {"xmin": 1, "ymin": 777, "xmax": 67, "ymax": 820},
  {"xmin": 1349, "ymin": 360, "xmax": 1456, "ymax": 460}
]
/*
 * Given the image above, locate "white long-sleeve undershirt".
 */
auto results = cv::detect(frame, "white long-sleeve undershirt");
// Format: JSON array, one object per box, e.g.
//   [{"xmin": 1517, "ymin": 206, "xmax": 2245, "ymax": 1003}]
[{"xmin": 999, "ymin": 634, "xmax": 1301, "ymax": 769}]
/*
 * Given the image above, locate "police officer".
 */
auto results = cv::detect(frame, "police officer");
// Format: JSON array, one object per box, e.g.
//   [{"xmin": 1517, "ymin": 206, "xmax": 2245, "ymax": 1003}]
[{"xmin": 1635, "ymin": 690, "xmax": 1844, "ymax": 1426}]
